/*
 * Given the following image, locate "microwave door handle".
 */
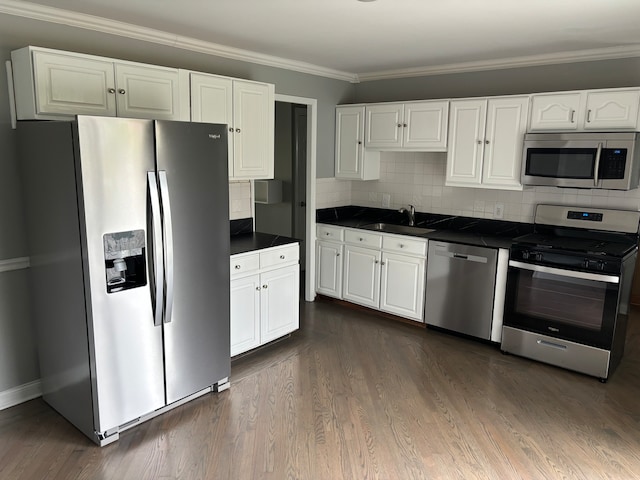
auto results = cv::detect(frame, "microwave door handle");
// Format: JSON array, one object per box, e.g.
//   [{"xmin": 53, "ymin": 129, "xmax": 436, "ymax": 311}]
[{"xmin": 594, "ymin": 142, "xmax": 603, "ymax": 187}]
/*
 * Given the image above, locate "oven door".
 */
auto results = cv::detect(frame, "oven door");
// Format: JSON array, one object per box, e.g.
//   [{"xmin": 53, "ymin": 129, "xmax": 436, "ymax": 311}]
[{"xmin": 504, "ymin": 260, "xmax": 621, "ymax": 349}]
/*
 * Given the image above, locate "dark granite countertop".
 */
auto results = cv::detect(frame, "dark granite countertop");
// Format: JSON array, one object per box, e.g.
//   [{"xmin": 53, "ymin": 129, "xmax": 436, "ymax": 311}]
[
  {"xmin": 317, "ymin": 206, "xmax": 533, "ymax": 250},
  {"xmin": 230, "ymin": 232, "xmax": 299, "ymax": 256}
]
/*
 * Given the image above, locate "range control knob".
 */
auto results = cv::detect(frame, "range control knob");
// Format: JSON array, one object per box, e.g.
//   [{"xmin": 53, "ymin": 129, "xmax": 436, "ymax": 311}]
[
  {"xmin": 534, "ymin": 252, "xmax": 543, "ymax": 262},
  {"xmin": 522, "ymin": 251, "xmax": 530, "ymax": 260}
]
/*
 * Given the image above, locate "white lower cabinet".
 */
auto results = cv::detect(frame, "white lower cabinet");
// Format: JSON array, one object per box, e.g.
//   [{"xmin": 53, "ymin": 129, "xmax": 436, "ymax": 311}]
[
  {"xmin": 230, "ymin": 243, "xmax": 299, "ymax": 357},
  {"xmin": 316, "ymin": 225, "xmax": 427, "ymax": 322}
]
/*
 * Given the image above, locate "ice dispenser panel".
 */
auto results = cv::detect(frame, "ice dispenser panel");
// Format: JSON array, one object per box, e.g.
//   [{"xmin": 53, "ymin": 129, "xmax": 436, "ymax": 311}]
[{"xmin": 103, "ymin": 230, "xmax": 147, "ymax": 293}]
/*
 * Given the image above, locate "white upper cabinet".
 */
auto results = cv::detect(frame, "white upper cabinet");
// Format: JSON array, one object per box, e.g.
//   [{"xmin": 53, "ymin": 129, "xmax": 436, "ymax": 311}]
[
  {"xmin": 11, "ymin": 46, "xmax": 186, "ymax": 121},
  {"xmin": 446, "ymin": 96, "xmax": 529, "ymax": 190},
  {"xmin": 365, "ymin": 100, "xmax": 448, "ymax": 151},
  {"xmin": 335, "ymin": 105, "xmax": 380, "ymax": 180},
  {"xmin": 529, "ymin": 88, "xmax": 640, "ymax": 132},
  {"xmin": 190, "ymin": 73, "xmax": 275, "ymax": 180}
]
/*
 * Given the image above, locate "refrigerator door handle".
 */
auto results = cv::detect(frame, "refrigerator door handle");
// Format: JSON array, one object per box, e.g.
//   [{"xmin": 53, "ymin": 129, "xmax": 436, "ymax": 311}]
[
  {"xmin": 147, "ymin": 172, "xmax": 164, "ymax": 327},
  {"xmin": 158, "ymin": 171, "xmax": 175, "ymax": 324}
]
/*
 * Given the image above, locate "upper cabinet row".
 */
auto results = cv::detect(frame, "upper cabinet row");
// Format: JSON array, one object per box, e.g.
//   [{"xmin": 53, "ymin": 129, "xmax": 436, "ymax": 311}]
[
  {"xmin": 336, "ymin": 87, "xmax": 640, "ymax": 189},
  {"xmin": 10, "ymin": 46, "xmax": 274, "ymax": 180}
]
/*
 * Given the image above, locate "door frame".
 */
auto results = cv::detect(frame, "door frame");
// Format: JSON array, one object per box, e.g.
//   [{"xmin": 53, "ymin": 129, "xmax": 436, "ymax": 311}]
[{"xmin": 274, "ymin": 94, "xmax": 317, "ymax": 302}]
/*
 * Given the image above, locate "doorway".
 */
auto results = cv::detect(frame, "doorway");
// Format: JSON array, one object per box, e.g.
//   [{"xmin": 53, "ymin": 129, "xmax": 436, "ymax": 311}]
[{"xmin": 254, "ymin": 95, "xmax": 317, "ymax": 302}]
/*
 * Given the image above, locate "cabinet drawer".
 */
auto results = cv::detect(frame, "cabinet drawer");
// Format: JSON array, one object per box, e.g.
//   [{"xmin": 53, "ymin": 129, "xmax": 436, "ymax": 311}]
[
  {"xmin": 230, "ymin": 253, "xmax": 260, "ymax": 276},
  {"xmin": 382, "ymin": 235, "xmax": 427, "ymax": 256},
  {"xmin": 317, "ymin": 224, "xmax": 344, "ymax": 242},
  {"xmin": 344, "ymin": 229, "xmax": 383, "ymax": 248},
  {"xmin": 260, "ymin": 244, "xmax": 299, "ymax": 269}
]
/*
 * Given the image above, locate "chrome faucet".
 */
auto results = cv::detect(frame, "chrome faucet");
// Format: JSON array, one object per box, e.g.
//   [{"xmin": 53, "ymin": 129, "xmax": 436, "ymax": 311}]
[{"xmin": 399, "ymin": 204, "xmax": 416, "ymax": 226}]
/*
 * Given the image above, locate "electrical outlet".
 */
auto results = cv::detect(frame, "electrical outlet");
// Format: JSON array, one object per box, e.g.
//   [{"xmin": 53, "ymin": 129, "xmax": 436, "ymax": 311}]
[
  {"xmin": 494, "ymin": 202, "xmax": 504, "ymax": 219},
  {"xmin": 382, "ymin": 193, "xmax": 391, "ymax": 208}
]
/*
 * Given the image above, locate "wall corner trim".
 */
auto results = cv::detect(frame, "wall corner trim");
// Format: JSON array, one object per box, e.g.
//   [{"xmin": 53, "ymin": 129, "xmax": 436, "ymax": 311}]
[{"xmin": 0, "ymin": 379, "xmax": 42, "ymax": 411}]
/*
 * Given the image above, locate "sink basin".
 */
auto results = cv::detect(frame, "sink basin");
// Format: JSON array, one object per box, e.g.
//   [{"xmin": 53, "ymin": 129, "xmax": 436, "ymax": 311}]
[{"xmin": 361, "ymin": 223, "xmax": 435, "ymax": 236}]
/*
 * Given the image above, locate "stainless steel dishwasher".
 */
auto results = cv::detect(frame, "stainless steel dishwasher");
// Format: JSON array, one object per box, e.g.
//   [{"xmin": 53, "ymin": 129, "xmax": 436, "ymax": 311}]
[{"xmin": 425, "ymin": 241, "xmax": 498, "ymax": 340}]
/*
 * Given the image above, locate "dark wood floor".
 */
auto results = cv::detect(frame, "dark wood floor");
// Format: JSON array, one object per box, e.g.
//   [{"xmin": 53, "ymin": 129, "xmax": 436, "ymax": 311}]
[{"xmin": 2, "ymin": 299, "xmax": 640, "ymax": 479}]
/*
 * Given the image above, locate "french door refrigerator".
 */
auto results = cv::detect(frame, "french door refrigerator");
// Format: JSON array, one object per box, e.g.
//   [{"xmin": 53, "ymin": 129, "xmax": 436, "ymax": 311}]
[{"xmin": 18, "ymin": 116, "xmax": 231, "ymax": 446}]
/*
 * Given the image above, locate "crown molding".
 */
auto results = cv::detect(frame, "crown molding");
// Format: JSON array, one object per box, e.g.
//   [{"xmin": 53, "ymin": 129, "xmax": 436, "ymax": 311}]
[
  {"xmin": 357, "ymin": 45, "xmax": 640, "ymax": 82},
  {"xmin": 0, "ymin": 0, "xmax": 359, "ymax": 82}
]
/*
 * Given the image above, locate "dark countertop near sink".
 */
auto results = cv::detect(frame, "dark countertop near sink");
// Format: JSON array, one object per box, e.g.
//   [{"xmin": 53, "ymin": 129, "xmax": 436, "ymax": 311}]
[
  {"xmin": 230, "ymin": 217, "xmax": 299, "ymax": 255},
  {"xmin": 317, "ymin": 206, "xmax": 533, "ymax": 249}
]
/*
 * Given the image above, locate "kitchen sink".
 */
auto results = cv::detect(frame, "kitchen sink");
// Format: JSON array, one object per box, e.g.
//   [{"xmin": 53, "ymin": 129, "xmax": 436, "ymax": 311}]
[{"xmin": 361, "ymin": 222, "xmax": 435, "ymax": 236}]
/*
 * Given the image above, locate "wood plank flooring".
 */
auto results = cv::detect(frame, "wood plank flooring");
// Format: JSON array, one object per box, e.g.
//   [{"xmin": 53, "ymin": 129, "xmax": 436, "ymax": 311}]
[{"xmin": 2, "ymin": 299, "xmax": 640, "ymax": 479}]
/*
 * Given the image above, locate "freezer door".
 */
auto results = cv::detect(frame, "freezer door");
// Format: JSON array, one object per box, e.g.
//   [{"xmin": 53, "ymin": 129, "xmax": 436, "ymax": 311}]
[
  {"xmin": 155, "ymin": 120, "xmax": 231, "ymax": 404},
  {"xmin": 75, "ymin": 116, "xmax": 165, "ymax": 432}
]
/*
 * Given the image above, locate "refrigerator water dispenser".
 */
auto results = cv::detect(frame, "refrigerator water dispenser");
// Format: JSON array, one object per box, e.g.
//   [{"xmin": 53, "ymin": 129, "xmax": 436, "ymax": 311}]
[{"xmin": 103, "ymin": 230, "xmax": 147, "ymax": 293}]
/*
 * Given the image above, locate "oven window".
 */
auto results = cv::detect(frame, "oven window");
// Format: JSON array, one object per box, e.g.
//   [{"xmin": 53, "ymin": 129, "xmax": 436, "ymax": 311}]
[
  {"xmin": 526, "ymin": 148, "xmax": 596, "ymax": 178},
  {"xmin": 514, "ymin": 271, "xmax": 605, "ymax": 330}
]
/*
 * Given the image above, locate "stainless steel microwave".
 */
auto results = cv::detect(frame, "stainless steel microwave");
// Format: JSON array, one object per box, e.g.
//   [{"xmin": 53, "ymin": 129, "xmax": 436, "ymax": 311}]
[{"xmin": 521, "ymin": 132, "xmax": 640, "ymax": 190}]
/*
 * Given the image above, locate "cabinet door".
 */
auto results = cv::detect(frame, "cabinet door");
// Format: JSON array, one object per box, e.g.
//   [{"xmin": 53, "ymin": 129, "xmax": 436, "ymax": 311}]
[
  {"xmin": 342, "ymin": 245, "xmax": 380, "ymax": 308},
  {"xmin": 529, "ymin": 93, "xmax": 582, "ymax": 131},
  {"xmin": 190, "ymin": 73, "xmax": 234, "ymax": 171},
  {"xmin": 584, "ymin": 90, "xmax": 640, "ymax": 130},
  {"xmin": 482, "ymin": 96, "xmax": 528, "ymax": 189},
  {"xmin": 379, "ymin": 252, "xmax": 425, "ymax": 321},
  {"xmin": 114, "ymin": 63, "xmax": 182, "ymax": 120},
  {"xmin": 316, "ymin": 241, "xmax": 343, "ymax": 298},
  {"xmin": 230, "ymin": 274, "xmax": 261, "ymax": 356},
  {"xmin": 32, "ymin": 50, "xmax": 116, "ymax": 117},
  {"xmin": 446, "ymin": 99, "xmax": 487, "ymax": 186},
  {"xmin": 231, "ymin": 80, "xmax": 275, "ymax": 179},
  {"xmin": 365, "ymin": 103, "xmax": 404, "ymax": 149},
  {"xmin": 335, "ymin": 106, "xmax": 365, "ymax": 179},
  {"xmin": 403, "ymin": 101, "xmax": 449, "ymax": 150},
  {"xmin": 261, "ymin": 265, "xmax": 300, "ymax": 344}
]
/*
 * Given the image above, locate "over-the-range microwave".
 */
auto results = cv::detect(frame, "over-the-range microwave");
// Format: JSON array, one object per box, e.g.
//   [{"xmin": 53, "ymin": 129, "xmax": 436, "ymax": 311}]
[{"xmin": 521, "ymin": 132, "xmax": 640, "ymax": 190}]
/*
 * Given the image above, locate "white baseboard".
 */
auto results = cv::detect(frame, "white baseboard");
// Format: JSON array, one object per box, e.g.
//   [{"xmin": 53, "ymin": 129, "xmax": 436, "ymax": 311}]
[{"xmin": 0, "ymin": 380, "xmax": 42, "ymax": 411}]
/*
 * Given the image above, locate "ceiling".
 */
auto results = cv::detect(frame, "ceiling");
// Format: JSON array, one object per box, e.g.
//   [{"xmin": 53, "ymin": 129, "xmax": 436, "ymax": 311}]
[{"xmin": 2, "ymin": 0, "xmax": 640, "ymax": 82}]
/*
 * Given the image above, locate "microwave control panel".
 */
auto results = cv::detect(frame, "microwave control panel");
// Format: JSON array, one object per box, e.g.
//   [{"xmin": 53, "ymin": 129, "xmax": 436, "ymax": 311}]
[{"xmin": 600, "ymin": 149, "xmax": 628, "ymax": 179}]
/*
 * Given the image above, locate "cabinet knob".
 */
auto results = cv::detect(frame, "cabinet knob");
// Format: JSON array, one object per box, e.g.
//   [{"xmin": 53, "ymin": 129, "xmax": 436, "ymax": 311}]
[
  {"xmin": 485, "ymin": 140, "xmax": 490, "ymax": 144},
  {"xmin": 280, "ymin": 255, "xmax": 285, "ymax": 259},
  {"xmin": 399, "ymin": 244, "xmax": 404, "ymax": 248},
  {"xmin": 381, "ymin": 261, "xmax": 386, "ymax": 266},
  {"xmin": 235, "ymin": 128, "xmax": 241, "ymax": 133},
  {"xmin": 262, "ymin": 284, "xmax": 268, "ymax": 289},
  {"xmin": 374, "ymin": 259, "xmax": 379, "ymax": 264},
  {"xmin": 325, "ymin": 232, "xmax": 330, "ymax": 236},
  {"xmin": 256, "ymin": 286, "xmax": 261, "ymax": 291},
  {"xmin": 107, "ymin": 88, "xmax": 116, "ymax": 94},
  {"xmin": 359, "ymin": 237, "xmax": 364, "ymax": 241},
  {"xmin": 234, "ymin": 265, "xmax": 241, "ymax": 269},
  {"xmin": 403, "ymin": 123, "xmax": 407, "ymax": 128},
  {"xmin": 336, "ymin": 253, "xmax": 340, "ymax": 257},
  {"xmin": 477, "ymin": 140, "xmax": 482, "ymax": 144},
  {"xmin": 229, "ymin": 127, "xmax": 234, "ymax": 132},
  {"xmin": 397, "ymin": 123, "xmax": 402, "ymax": 128},
  {"xmin": 357, "ymin": 140, "xmax": 362, "ymax": 145},
  {"xmin": 118, "ymin": 89, "xmax": 126, "ymax": 95}
]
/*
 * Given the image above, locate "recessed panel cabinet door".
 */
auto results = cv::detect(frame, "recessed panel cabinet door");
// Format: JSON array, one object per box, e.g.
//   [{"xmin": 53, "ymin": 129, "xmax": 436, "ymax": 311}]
[
  {"xmin": 114, "ymin": 63, "xmax": 182, "ymax": 120},
  {"xmin": 379, "ymin": 252, "xmax": 425, "ymax": 321},
  {"xmin": 584, "ymin": 90, "xmax": 640, "ymax": 130},
  {"xmin": 32, "ymin": 50, "xmax": 116, "ymax": 117},
  {"xmin": 230, "ymin": 274, "xmax": 261, "ymax": 356},
  {"xmin": 366, "ymin": 103, "xmax": 404, "ymax": 148},
  {"xmin": 403, "ymin": 101, "xmax": 449, "ymax": 150},
  {"xmin": 261, "ymin": 265, "xmax": 300, "ymax": 344},
  {"xmin": 342, "ymin": 245, "xmax": 380, "ymax": 308},
  {"xmin": 529, "ymin": 93, "xmax": 582, "ymax": 131},
  {"xmin": 335, "ymin": 106, "xmax": 365, "ymax": 178},
  {"xmin": 446, "ymin": 99, "xmax": 486, "ymax": 186},
  {"xmin": 316, "ymin": 241, "xmax": 343, "ymax": 298}
]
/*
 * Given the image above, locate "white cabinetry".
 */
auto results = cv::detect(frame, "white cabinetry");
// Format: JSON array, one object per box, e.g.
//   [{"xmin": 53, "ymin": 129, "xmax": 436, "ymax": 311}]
[
  {"xmin": 11, "ymin": 46, "xmax": 187, "ymax": 121},
  {"xmin": 190, "ymin": 72, "xmax": 275, "ymax": 179},
  {"xmin": 316, "ymin": 225, "xmax": 427, "ymax": 322},
  {"xmin": 446, "ymin": 96, "xmax": 529, "ymax": 190},
  {"xmin": 365, "ymin": 100, "xmax": 449, "ymax": 151},
  {"xmin": 335, "ymin": 106, "xmax": 380, "ymax": 180},
  {"xmin": 315, "ymin": 224, "xmax": 344, "ymax": 298},
  {"xmin": 230, "ymin": 243, "xmax": 299, "ymax": 356},
  {"xmin": 529, "ymin": 88, "xmax": 640, "ymax": 132}
]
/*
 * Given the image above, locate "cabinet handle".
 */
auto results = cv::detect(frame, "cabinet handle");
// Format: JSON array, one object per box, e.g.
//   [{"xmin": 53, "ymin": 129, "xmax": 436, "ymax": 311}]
[
  {"xmin": 586, "ymin": 109, "xmax": 592, "ymax": 123},
  {"xmin": 118, "ymin": 89, "xmax": 126, "ymax": 95},
  {"xmin": 235, "ymin": 128, "xmax": 241, "ymax": 133},
  {"xmin": 262, "ymin": 284, "xmax": 268, "ymax": 289},
  {"xmin": 107, "ymin": 88, "xmax": 116, "ymax": 94},
  {"xmin": 570, "ymin": 110, "xmax": 576, "ymax": 123},
  {"xmin": 280, "ymin": 255, "xmax": 285, "ymax": 259},
  {"xmin": 234, "ymin": 265, "xmax": 241, "ymax": 269}
]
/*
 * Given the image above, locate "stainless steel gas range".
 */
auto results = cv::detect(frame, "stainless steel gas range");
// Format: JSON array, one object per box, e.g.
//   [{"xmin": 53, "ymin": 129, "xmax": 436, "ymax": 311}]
[{"xmin": 502, "ymin": 204, "xmax": 640, "ymax": 382}]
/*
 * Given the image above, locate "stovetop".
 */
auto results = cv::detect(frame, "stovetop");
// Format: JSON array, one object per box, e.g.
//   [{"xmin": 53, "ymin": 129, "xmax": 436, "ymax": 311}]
[{"xmin": 513, "ymin": 232, "xmax": 637, "ymax": 258}]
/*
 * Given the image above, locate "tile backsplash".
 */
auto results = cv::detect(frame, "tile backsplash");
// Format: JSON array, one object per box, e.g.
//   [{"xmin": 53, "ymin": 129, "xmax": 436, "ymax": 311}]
[{"xmin": 317, "ymin": 152, "xmax": 640, "ymax": 224}]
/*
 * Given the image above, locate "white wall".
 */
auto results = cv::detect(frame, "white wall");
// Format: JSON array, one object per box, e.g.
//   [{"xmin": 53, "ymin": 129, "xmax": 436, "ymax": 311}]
[{"xmin": 318, "ymin": 152, "xmax": 640, "ymax": 223}]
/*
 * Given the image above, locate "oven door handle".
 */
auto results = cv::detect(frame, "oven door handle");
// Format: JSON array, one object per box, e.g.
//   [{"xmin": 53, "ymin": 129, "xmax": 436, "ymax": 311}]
[
  {"xmin": 509, "ymin": 260, "xmax": 619, "ymax": 284},
  {"xmin": 594, "ymin": 142, "xmax": 603, "ymax": 187}
]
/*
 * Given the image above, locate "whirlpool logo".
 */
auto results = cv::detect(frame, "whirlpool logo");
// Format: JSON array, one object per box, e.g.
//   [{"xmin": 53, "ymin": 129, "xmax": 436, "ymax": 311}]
[
  {"xmin": 208, "ymin": 133, "xmax": 221, "ymax": 139},
  {"xmin": 547, "ymin": 326, "xmax": 560, "ymax": 333}
]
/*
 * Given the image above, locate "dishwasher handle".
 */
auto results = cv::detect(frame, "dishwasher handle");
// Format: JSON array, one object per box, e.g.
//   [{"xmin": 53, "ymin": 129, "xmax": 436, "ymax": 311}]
[{"xmin": 434, "ymin": 249, "xmax": 488, "ymax": 264}]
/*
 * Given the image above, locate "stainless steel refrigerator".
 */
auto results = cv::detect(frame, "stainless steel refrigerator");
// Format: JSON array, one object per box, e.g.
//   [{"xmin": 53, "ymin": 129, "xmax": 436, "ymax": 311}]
[{"xmin": 18, "ymin": 116, "xmax": 231, "ymax": 446}]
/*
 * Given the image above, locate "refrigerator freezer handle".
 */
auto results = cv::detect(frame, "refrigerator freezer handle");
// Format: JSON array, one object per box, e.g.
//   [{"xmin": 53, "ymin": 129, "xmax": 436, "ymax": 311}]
[
  {"xmin": 147, "ymin": 172, "xmax": 164, "ymax": 327},
  {"xmin": 158, "ymin": 171, "xmax": 174, "ymax": 324}
]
